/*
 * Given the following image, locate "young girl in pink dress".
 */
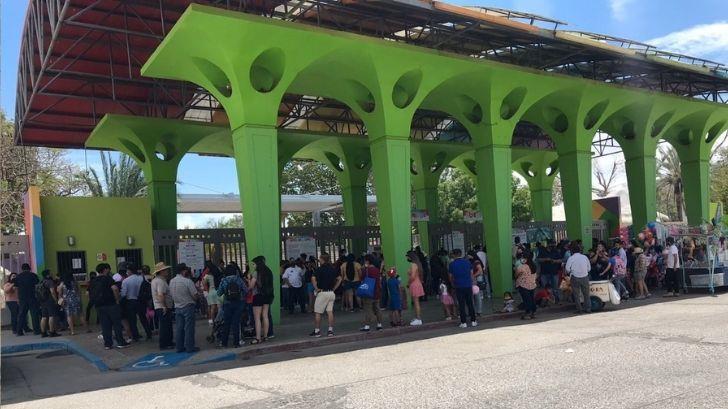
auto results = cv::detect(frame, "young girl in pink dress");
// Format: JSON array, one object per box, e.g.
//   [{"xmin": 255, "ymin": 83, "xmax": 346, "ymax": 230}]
[{"xmin": 406, "ymin": 251, "xmax": 425, "ymax": 326}]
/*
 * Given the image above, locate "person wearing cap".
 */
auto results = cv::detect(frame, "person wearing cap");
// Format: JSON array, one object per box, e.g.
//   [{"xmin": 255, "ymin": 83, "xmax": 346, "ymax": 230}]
[
  {"xmin": 151, "ymin": 262, "xmax": 174, "ymax": 350},
  {"xmin": 121, "ymin": 263, "xmax": 152, "ymax": 341},
  {"xmin": 170, "ymin": 263, "xmax": 199, "ymax": 353}
]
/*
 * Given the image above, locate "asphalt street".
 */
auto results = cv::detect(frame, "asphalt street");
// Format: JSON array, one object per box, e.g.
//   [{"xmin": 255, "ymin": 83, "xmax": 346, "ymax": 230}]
[{"xmin": 4, "ymin": 292, "xmax": 728, "ymax": 408}]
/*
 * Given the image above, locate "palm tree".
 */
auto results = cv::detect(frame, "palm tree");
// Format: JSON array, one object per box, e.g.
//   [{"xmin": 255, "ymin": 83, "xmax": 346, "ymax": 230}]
[
  {"xmin": 656, "ymin": 145, "xmax": 684, "ymax": 221},
  {"xmin": 83, "ymin": 152, "xmax": 146, "ymax": 197}
]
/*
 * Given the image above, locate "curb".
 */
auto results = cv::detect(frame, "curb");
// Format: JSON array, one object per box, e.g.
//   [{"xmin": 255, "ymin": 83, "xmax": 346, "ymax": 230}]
[
  {"xmin": 233, "ymin": 303, "xmax": 576, "ymax": 360},
  {"xmin": 1, "ymin": 340, "xmax": 109, "ymax": 372}
]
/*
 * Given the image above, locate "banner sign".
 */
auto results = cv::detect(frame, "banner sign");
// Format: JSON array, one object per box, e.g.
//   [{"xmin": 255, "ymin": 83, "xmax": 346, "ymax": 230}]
[
  {"xmin": 411, "ymin": 209, "xmax": 430, "ymax": 222},
  {"xmin": 285, "ymin": 236, "xmax": 317, "ymax": 260},
  {"xmin": 463, "ymin": 210, "xmax": 482, "ymax": 222}
]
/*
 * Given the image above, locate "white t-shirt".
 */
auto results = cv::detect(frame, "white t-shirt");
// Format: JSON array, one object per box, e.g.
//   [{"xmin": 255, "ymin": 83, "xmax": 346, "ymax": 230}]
[
  {"xmin": 666, "ymin": 245, "xmax": 680, "ymax": 269},
  {"xmin": 565, "ymin": 253, "xmax": 591, "ymax": 278},
  {"xmin": 283, "ymin": 266, "xmax": 303, "ymax": 288}
]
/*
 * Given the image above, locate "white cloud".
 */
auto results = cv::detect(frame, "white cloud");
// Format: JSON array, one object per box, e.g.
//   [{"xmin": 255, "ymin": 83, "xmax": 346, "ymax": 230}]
[
  {"xmin": 609, "ymin": 0, "xmax": 634, "ymax": 22},
  {"xmin": 648, "ymin": 22, "xmax": 728, "ymax": 64}
]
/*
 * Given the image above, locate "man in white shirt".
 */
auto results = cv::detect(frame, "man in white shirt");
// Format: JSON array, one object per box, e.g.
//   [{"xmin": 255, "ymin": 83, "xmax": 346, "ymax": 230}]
[
  {"xmin": 283, "ymin": 261, "xmax": 305, "ymax": 313},
  {"xmin": 565, "ymin": 244, "xmax": 591, "ymax": 314},
  {"xmin": 663, "ymin": 237, "xmax": 681, "ymax": 297},
  {"xmin": 170, "ymin": 264, "xmax": 199, "ymax": 353}
]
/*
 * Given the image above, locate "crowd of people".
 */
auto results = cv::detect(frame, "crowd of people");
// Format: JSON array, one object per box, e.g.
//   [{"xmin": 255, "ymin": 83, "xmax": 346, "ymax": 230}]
[{"xmin": 2, "ymin": 232, "xmax": 707, "ymax": 351}]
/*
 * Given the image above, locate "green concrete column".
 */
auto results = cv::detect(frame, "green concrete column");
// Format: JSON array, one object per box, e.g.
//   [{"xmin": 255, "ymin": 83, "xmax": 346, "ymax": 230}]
[
  {"xmin": 624, "ymin": 154, "xmax": 657, "ymax": 229},
  {"xmin": 530, "ymin": 187, "xmax": 553, "ymax": 222},
  {"xmin": 475, "ymin": 144, "xmax": 513, "ymax": 295},
  {"xmin": 681, "ymin": 158, "xmax": 710, "ymax": 225},
  {"xmin": 147, "ymin": 180, "xmax": 178, "ymax": 231},
  {"xmin": 341, "ymin": 183, "xmax": 369, "ymax": 254},
  {"xmin": 370, "ymin": 136, "xmax": 411, "ymax": 277},
  {"xmin": 559, "ymin": 150, "xmax": 593, "ymax": 244},
  {"xmin": 232, "ymin": 124, "xmax": 281, "ymax": 323},
  {"xmin": 414, "ymin": 186, "xmax": 439, "ymax": 254}
]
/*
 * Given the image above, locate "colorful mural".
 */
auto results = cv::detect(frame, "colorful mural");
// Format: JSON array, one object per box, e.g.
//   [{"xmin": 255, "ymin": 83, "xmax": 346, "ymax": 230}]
[{"xmin": 23, "ymin": 186, "xmax": 45, "ymax": 273}]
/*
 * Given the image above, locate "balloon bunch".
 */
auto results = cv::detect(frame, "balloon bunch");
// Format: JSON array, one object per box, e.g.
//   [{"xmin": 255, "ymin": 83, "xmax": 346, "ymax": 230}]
[{"xmin": 637, "ymin": 222, "xmax": 657, "ymax": 248}]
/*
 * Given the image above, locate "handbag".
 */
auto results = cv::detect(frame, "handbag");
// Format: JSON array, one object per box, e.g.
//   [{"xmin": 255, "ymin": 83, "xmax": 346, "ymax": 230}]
[{"xmin": 356, "ymin": 276, "xmax": 376, "ymax": 298}]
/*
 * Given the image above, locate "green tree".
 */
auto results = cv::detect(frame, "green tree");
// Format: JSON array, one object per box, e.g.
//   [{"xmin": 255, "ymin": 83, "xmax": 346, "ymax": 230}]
[
  {"xmin": 711, "ymin": 146, "xmax": 728, "ymax": 215},
  {"xmin": 206, "ymin": 215, "xmax": 244, "ymax": 228},
  {"xmin": 0, "ymin": 112, "xmax": 87, "ymax": 233},
  {"xmin": 82, "ymin": 152, "xmax": 146, "ymax": 197},
  {"xmin": 656, "ymin": 145, "xmax": 684, "ymax": 221}
]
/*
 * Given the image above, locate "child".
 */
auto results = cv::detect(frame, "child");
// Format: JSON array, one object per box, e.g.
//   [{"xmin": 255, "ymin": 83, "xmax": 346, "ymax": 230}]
[
  {"xmin": 535, "ymin": 284, "xmax": 555, "ymax": 308},
  {"xmin": 500, "ymin": 291, "xmax": 515, "ymax": 313},
  {"xmin": 386, "ymin": 268, "xmax": 403, "ymax": 326},
  {"xmin": 609, "ymin": 254, "xmax": 630, "ymax": 299},
  {"xmin": 438, "ymin": 281, "xmax": 455, "ymax": 320}
]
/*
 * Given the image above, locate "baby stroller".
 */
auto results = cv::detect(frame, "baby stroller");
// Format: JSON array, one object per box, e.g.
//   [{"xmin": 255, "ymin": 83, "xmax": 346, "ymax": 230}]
[{"xmin": 206, "ymin": 308, "xmax": 225, "ymax": 344}]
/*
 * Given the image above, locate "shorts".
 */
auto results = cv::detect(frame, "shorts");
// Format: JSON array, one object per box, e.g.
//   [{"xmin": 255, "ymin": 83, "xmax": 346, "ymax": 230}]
[
  {"xmin": 41, "ymin": 301, "xmax": 59, "ymax": 318},
  {"xmin": 252, "ymin": 294, "xmax": 273, "ymax": 307},
  {"xmin": 633, "ymin": 270, "xmax": 647, "ymax": 281},
  {"xmin": 314, "ymin": 291, "xmax": 336, "ymax": 314},
  {"xmin": 343, "ymin": 281, "xmax": 360, "ymax": 291},
  {"xmin": 206, "ymin": 290, "xmax": 221, "ymax": 306}
]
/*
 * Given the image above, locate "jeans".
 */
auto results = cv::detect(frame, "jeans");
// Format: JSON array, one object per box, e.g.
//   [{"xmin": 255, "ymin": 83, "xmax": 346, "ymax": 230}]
[
  {"xmin": 665, "ymin": 268, "xmax": 681, "ymax": 294},
  {"xmin": 155, "ymin": 308, "xmax": 174, "ymax": 349},
  {"xmin": 570, "ymin": 276, "xmax": 591, "ymax": 313},
  {"xmin": 612, "ymin": 276, "xmax": 629, "ymax": 297},
  {"xmin": 540, "ymin": 274, "xmax": 560, "ymax": 302},
  {"xmin": 517, "ymin": 287, "xmax": 536, "ymax": 314},
  {"xmin": 7, "ymin": 301, "xmax": 19, "ymax": 333},
  {"xmin": 18, "ymin": 298, "xmax": 41, "ymax": 335},
  {"xmin": 455, "ymin": 287, "xmax": 476, "ymax": 324},
  {"xmin": 97, "ymin": 304, "xmax": 125, "ymax": 348},
  {"xmin": 175, "ymin": 304, "xmax": 196, "ymax": 353},
  {"xmin": 221, "ymin": 300, "xmax": 244, "ymax": 347},
  {"xmin": 125, "ymin": 299, "xmax": 152, "ymax": 339},
  {"xmin": 287, "ymin": 286, "xmax": 306, "ymax": 313},
  {"xmin": 473, "ymin": 291, "xmax": 483, "ymax": 315}
]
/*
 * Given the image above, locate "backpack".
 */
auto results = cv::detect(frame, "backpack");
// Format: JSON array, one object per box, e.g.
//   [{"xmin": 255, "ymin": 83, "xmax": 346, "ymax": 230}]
[
  {"xmin": 35, "ymin": 281, "xmax": 50, "ymax": 302},
  {"xmin": 138, "ymin": 280, "xmax": 152, "ymax": 304},
  {"xmin": 613, "ymin": 257, "xmax": 627, "ymax": 276},
  {"xmin": 89, "ymin": 277, "xmax": 108, "ymax": 305},
  {"xmin": 225, "ymin": 279, "xmax": 241, "ymax": 301}
]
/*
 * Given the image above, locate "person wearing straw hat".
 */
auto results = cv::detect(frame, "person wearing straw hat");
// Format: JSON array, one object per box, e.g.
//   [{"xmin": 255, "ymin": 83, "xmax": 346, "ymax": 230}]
[
  {"xmin": 633, "ymin": 247, "xmax": 651, "ymax": 299},
  {"xmin": 151, "ymin": 262, "xmax": 175, "ymax": 350}
]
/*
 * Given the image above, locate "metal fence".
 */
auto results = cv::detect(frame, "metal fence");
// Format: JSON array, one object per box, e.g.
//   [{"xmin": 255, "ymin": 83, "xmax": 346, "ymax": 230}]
[
  {"xmin": 153, "ymin": 226, "xmax": 382, "ymax": 267},
  {"xmin": 154, "ymin": 220, "xmax": 608, "ymax": 267}
]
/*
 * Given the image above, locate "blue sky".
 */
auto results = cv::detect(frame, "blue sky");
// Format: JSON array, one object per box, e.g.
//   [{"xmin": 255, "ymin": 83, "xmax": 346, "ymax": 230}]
[{"xmin": 2, "ymin": 1, "xmax": 728, "ymax": 226}]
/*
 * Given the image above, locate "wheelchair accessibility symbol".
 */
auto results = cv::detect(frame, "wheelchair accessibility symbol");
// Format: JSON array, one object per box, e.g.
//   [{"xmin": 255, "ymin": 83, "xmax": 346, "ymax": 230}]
[
  {"xmin": 122, "ymin": 352, "xmax": 195, "ymax": 371},
  {"xmin": 132, "ymin": 355, "xmax": 170, "ymax": 369}
]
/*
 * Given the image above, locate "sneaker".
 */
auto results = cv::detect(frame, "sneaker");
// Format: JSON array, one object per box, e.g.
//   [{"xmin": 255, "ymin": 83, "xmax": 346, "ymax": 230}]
[
  {"xmin": 646, "ymin": 293, "xmax": 653, "ymax": 298},
  {"xmin": 97, "ymin": 334, "xmax": 104, "ymax": 340},
  {"xmin": 327, "ymin": 330, "xmax": 335, "ymax": 337},
  {"xmin": 458, "ymin": 323, "xmax": 468, "ymax": 328},
  {"xmin": 267, "ymin": 334, "xmax": 275, "ymax": 339},
  {"xmin": 309, "ymin": 330, "xmax": 321, "ymax": 338},
  {"xmin": 116, "ymin": 343, "xmax": 131, "ymax": 349},
  {"xmin": 359, "ymin": 326, "xmax": 370, "ymax": 332},
  {"xmin": 445, "ymin": 316, "xmax": 453, "ymax": 321},
  {"xmin": 471, "ymin": 321, "xmax": 478, "ymax": 327},
  {"xmin": 410, "ymin": 319, "xmax": 423, "ymax": 326},
  {"xmin": 376, "ymin": 324, "xmax": 383, "ymax": 331},
  {"xmin": 663, "ymin": 292, "xmax": 674, "ymax": 297},
  {"xmin": 208, "ymin": 319, "xmax": 213, "ymax": 325},
  {"xmin": 104, "ymin": 346, "xmax": 112, "ymax": 350}
]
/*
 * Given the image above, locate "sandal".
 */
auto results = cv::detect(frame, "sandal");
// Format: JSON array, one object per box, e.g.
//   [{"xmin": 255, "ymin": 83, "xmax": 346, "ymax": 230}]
[{"xmin": 250, "ymin": 338, "xmax": 261, "ymax": 345}]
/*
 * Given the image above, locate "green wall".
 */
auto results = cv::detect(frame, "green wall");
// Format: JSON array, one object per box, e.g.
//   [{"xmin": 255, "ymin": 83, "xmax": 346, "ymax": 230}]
[{"xmin": 40, "ymin": 197, "xmax": 155, "ymax": 277}]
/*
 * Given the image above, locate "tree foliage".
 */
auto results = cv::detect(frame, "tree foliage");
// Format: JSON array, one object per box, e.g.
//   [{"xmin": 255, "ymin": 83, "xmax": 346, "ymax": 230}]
[
  {"xmin": 0, "ymin": 112, "xmax": 87, "ymax": 233},
  {"xmin": 711, "ymin": 146, "xmax": 728, "ymax": 214},
  {"xmin": 656, "ymin": 145, "xmax": 684, "ymax": 221},
  {"xmin": 82, "ymin": 152, "xmax": 146, "ymax": 197}
]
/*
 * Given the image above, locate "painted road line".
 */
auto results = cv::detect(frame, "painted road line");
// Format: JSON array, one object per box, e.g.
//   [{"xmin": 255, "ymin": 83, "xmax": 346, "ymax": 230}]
[{"xmin": 1, "ymin": 340, "xmax": 109, "ymax": 372}]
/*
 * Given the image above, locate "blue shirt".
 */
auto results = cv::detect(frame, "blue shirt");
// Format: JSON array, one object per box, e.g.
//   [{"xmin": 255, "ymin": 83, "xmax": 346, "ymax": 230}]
[
  {"xmin": 121, "ymin": 274, "xmax": 144, "ymax": 300},
  {"xmin": 217, "ymin": 275, "xmax": 247, "ymax": 300},
  {"xmin": 449, "ymin": 258, "xmax": 473, "ymax": 289}
]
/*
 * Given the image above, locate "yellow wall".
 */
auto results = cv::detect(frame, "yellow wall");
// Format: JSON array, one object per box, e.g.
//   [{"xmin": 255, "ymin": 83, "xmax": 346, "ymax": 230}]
[{"xmin": 40, "ymin": 197, "xmax": 155, "ymax": 277}]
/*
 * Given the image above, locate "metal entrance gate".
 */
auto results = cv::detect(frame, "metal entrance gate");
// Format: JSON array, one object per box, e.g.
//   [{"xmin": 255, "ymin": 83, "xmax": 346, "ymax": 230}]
[{"xmin": 153, "ymin": 226, "xmax": 381, "ymax": 267}]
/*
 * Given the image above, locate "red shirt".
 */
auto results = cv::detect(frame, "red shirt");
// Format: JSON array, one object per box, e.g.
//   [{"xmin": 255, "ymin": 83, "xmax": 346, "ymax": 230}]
[{"xmin": 364, "ymin": 265, "xmax": 381, "ymax": 299}]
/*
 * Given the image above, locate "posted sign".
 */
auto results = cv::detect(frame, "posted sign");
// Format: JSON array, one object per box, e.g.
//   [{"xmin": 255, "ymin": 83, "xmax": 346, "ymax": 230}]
[
  {"xmin": 285, "ymin": 236, "xmax": 317, "ymax": 260},
  {"xmin": 178, "ymin": 240, "xmax": 205, "ymax": 275}
]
